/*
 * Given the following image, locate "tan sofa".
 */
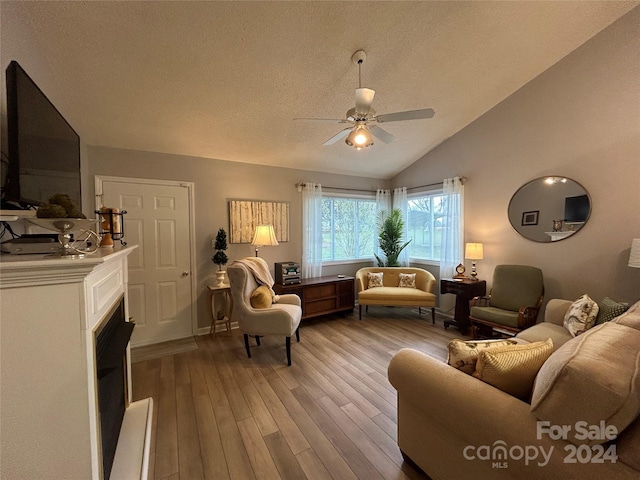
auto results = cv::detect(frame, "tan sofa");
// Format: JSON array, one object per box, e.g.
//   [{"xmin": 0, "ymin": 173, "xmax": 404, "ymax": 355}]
[
  {"xmin": 355, "ymin": 267, "xmax": 437, "ymax": 322},
  {"xmin": 388, "ymin": 299, "xmax": 640, "ymax": 479},
  {"xmin": 514, "ymin": 298, "xmax": 574, "ymax": 350}
]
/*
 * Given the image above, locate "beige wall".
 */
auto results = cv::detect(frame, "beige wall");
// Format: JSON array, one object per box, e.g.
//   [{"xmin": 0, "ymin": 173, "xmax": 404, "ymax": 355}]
[
  {"xmin": 86, "ymin": 146, "xmax": 386, "ymax": 329},
  {"xmin": 392, "ymin": 7, "xmax": 640, "ymax": 307}
]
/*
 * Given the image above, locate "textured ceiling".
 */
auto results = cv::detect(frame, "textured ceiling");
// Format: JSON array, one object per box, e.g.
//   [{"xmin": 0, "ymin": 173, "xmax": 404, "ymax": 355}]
[{"xmin": 1, "ymin": 1, "xmax": 637, "ymax": 179}]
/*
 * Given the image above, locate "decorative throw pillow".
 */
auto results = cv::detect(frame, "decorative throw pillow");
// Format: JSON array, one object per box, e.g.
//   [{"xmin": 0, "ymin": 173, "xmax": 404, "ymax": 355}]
[
  {"xmin": 563, "ymin": 294, "xmax": 599, "ymax": 336},
  {"xmin": 447, "ymin": 338, "xmax": 517, "ymax": 375},
  {"xmin": 367, "ymin": 272, "xmax": 384, "ymax": 288},
  {"xmin": 594, "ymin": 297, "xmax": 629, "ymax": 325},
  {"xmin": 398, "ymin": 273, "xmax": 416, "ymax": 288},
  {"xmin": 250, "ymin": 286, "xmax": 272, "ymax": 309},
  {"xmin": 473, "ymin": 339, "xmax": 554, "ymax": 401}
]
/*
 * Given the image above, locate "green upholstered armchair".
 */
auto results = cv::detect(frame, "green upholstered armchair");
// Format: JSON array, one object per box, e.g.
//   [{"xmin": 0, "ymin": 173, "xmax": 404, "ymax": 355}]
[{"xmin": 469, "ymin": 265, "xmax": 544, "ymax": 338}]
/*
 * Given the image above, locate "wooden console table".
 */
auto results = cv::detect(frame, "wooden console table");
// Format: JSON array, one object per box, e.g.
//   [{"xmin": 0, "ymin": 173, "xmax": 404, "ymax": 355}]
[
  {"xmin": 440, "ymin": 278, "xmax": 487, "ymax": 333},
  {"xmin": 274, "ymin": 275, "xmax": 355, "ymax": 320}
]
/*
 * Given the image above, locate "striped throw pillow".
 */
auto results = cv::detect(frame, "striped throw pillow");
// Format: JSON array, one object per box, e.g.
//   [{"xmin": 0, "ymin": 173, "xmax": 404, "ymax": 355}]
[{"xmin": 473, "ymin": 339, "xmax": 554, "ymax": 401}]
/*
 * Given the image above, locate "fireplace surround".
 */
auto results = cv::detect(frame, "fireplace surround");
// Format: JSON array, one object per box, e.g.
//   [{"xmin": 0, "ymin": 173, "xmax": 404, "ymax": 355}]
[
  {"xmin": 0, "ymin": 246, "xmax": 152, "ymax": 479},
  {"xmin": 96, "ymin": 295, "xmax": 134, "ymax": 479}
]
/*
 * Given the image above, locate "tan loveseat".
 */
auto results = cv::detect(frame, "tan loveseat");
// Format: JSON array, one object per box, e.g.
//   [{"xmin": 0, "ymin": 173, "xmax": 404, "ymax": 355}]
[
  {"xmin": 388, "ymin": 299, "xmax": 640, "ymax": 479},
  {"xmin": 356, "ymin": 267, "xmax": 437, "ymax": 322}
]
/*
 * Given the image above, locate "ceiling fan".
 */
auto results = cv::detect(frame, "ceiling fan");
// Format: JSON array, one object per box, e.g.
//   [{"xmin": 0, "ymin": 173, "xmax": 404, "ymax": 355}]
[{"xmin": 295, "ymin": 50, "xmax": 435, "ymax": 149}]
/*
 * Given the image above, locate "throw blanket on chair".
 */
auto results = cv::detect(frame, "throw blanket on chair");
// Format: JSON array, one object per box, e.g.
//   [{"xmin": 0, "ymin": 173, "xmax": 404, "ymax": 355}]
[{"xmin": 233, "ymin": 257, "xmax": 280, "ymax": 303}]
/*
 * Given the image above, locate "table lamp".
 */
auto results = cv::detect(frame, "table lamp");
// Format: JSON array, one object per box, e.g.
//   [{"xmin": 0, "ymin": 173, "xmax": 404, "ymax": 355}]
[
  {"xmin": 629, "ymin": 238, "xmax": 640, "ymax": 268},
  {"xmin": 465, "ymin": 243, "xmax": 484, "ymax": 280},
  {"xmin": 251, "ymin": 225, "xmax": 279, "ymax": 257}
]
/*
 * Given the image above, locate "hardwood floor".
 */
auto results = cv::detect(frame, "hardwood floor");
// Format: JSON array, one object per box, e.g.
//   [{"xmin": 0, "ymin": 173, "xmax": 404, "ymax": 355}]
[{"xmin": 132, "ymin": 306, "xmax": 468, "ymax": 480}]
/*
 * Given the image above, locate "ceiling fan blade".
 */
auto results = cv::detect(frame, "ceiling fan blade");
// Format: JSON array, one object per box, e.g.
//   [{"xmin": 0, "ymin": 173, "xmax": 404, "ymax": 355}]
[
  {"xmin": 294, "ymin": 117, "xmax": 348, "ymax": 124},
  {"xmin": 355, "ymin": 88, "xmax": 375, "ymax": 114},
  {"xmin": 375, "ymin": 108, "xmax": 435, "ymax": 123},
  {"xmin": 369, "ymin": 125, "xmax": 396, "ymax": 144},
  {"xmin": 323, "ymin": 128, "xmax": 351, "ymax": 146}
]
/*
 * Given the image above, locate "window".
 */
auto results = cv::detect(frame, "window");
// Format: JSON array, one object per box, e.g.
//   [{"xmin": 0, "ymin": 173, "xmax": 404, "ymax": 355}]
[
  {"xmin": 321, "ymin": 196, "xmax": 376, "ymax": 261},
  {"xmin": 406, "ymin": 191, "xmax": 445, "ymax": 261}
]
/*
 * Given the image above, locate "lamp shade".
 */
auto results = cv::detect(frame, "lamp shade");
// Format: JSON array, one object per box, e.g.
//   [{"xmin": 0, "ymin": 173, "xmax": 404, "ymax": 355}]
[
  {"xmin": 251, "ymin": 225, "xmax": 279, "ymax": 247},
  {"xmin": 629, "ymin": 238, "xmax": 640, "ymax": 268},
  {"xmin": 465, "ymin": 243, "xmax": 484, "ymax": 260}
]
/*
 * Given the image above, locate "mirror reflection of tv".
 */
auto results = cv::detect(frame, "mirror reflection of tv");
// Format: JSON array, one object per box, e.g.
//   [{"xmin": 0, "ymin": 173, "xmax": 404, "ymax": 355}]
[
  {"xmin": 2, "ymin": 60, "xmax": 81, "ymax": 209},
  {"xmin": 564, "ymin": 194, "xmax": 590, "ymax": 222}
]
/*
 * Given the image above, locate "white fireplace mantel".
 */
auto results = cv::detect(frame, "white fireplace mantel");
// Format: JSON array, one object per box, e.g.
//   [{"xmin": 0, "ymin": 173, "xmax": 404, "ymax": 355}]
[{"xmin": 0, "ymin": 246, "xmax": 151, "ymax": 480}]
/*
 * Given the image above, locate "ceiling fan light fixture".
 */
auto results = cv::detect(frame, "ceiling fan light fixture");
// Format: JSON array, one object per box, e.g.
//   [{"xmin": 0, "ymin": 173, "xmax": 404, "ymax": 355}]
[{"xmin": 345, "ymin": 126, "xmax": 373, "ymax": 149}]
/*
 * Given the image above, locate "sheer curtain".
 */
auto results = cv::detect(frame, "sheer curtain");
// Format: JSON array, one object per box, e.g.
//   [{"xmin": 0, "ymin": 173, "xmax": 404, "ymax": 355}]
[
  {"xmin": 440, "ymin": 177, "xmax": 464, "ymax": 280},
  {"xmin": 375, "ymin": 189, "xmax": 391, "ymax": 265},
  {"xmin": 302, "ymin": 182, "xmax": 323, "ymax": 278},
  {"xmin": 393, "ymin": 187, "xmax": 409, "ymax": 267}
]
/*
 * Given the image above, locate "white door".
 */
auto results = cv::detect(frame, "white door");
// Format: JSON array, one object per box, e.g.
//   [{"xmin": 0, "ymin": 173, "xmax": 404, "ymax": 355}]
[{"xmin": 97, "ymin": 176, "xmax": 195, "ymax": 346}]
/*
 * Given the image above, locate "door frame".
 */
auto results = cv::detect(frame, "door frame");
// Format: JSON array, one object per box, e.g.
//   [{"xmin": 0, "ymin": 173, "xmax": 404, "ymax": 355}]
[{"xmin": 94, "ymin": 175, "xmax": 198, "ymax": 338}]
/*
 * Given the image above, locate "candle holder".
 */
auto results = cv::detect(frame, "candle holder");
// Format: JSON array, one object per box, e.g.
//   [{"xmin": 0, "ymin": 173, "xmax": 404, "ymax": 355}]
[{"xmin": 96, "ymin": 208, "xmax": 127, "ymax": 247}]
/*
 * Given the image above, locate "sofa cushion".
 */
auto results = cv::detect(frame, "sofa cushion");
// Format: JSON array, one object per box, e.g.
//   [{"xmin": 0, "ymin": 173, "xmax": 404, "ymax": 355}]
[
  {"xmin": 489, "ymin": 265, "xmax": 543, "ymax": 312},
  {"xmin": 398, "ymin": 273, "xmax": 416, "ymax": 288},
  {"xmin": 358, "ymin": 286, "xmax": 436, "ymax": 304},
  {"xmin": 469, "ymin": 305, "xmax": 520, "ymax": 328},
  {"xmin": 447, "ymin": 338, "xmax": 517, "ymax": 374},
  {"xmin": 515, "ymin": 322, "xmax": 572, "ymax": 351},
  {"xmin": 250, "ymin": 286, "xmax": 272, "ymax": 309},
  {"xmin": 563, "ymin": 294, "xmax": 599, "ymax": 336},
  {"xmin": 473, "ymin": 339, "xmax": 553, "ymax": 401},
  {"xmin": 531, "ymin": 321, "xmax": 640, "ymax": 446},
  {"xmin": 595, "ymin": 297, "xmax": 629, "ymax": 325},
  {"xmin": 367, "ymin": 272, "xmax": 384, "ymax": 288}
]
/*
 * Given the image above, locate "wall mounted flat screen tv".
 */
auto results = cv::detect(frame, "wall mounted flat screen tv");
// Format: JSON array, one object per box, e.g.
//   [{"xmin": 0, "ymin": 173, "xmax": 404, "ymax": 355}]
[
  {"xmin": 564, "ymin": 194, "xmax": 590, "ymax": 222},
  {"xmin": 2, "ymin": 60, "xmax": 81, "ymax": 209}
]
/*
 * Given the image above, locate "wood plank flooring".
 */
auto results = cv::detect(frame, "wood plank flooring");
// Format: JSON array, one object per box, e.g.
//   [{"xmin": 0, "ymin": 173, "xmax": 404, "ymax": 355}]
[{"xmin": 131, "ymin": 306, "xmax": 468, "ymax": 480}]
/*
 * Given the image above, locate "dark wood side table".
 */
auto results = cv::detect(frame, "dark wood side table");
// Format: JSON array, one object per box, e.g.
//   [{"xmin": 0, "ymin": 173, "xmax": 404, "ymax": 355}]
[
  {"xmin": 440, "ymin": 278, "xmax": 487, "ymax": 333},
  {"xmin": 274, "ymin": 275, "xmax": 355, "ymax": 320}
]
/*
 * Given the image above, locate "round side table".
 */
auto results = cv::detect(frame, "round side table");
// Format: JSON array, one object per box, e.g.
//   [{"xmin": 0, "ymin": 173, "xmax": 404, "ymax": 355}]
[{"xmin": 207, "ymin": 284, "xmax": 232, "ymax": 335}]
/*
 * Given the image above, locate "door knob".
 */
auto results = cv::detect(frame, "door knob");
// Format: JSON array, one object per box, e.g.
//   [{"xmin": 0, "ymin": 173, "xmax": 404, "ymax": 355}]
[{"xmin": 182, "ymin": 271, "xmax": 190, "ymax": 277}]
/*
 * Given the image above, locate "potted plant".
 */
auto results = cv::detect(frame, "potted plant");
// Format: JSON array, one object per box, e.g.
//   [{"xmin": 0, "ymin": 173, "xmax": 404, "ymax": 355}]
[
  {"xmin": 374, "ymin": 209, "xmax": 411, "ymax": 267},
  {"xmin": 212, "ymin": 228, "xmax": 228, "ymax": 286}
]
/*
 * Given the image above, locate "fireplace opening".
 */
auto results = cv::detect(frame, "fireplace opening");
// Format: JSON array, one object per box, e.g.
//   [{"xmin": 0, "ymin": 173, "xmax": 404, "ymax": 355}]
[{"xmin": 95, "ymin": 296, "xmax": 134, "ymax": 480}]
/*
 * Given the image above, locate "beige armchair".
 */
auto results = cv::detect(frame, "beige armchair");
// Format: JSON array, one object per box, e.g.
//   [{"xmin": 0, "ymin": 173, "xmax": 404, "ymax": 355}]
[
  {"xmin": 227, "ymin": 262, "xmax": 302, "ymax": 365},
  {"xmin": 469, "ymin": 264, "xmax": 544, "ymax": 338}
]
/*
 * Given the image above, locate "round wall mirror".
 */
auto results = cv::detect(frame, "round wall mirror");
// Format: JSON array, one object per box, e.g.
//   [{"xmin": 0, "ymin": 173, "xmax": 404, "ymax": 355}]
[{"xmin": 508, "ymin": 177, "xmax": 591, "ymax": 243}]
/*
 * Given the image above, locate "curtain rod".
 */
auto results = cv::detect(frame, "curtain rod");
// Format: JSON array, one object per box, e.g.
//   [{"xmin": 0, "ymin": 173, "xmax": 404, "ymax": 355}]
[
  {"xmin": 295, "ymin": 183, "xmax": 374, "ymax": 193},
  {"xmin": 406, "ymin": 176, "xmax": 467, "ymax": 191},
  {"xmin": 296, "ymin": 176, "xmax": 466, "ymax": 193}
]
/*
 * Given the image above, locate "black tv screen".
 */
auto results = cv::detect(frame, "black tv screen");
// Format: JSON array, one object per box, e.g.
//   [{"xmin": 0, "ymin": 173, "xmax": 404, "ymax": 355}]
[
  {"xmin": 2, "ymin": 61, "xmax": 81, "ymax": 208},
  {"xmin": 564, "ymin": 194, "xmax": 590, "ymax": 222}
]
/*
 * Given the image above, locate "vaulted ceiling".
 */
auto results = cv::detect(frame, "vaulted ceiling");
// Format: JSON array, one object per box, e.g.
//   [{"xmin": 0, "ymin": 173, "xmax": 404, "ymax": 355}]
[{"xmin": 1, "ymin": 1, "xmax": 637, "ymax": 179}]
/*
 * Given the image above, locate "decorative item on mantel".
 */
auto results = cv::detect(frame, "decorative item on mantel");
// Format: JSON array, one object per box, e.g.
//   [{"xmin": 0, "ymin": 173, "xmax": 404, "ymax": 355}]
[
  {"xmin": 552, "ymin": 219, "xmax": 563, "ymax": 232},
  {"xmin": 26, "ymin": 218, "xmax": 100, "ymax": 258},
  {"xmin": 212, "ymin": 228, "xmax": 228, "ymax": 286},
  {"xmin": 96, "ymin": 207, "xmax": 127, "ymax": 247},
  {"xmin": 465, "ymin": 242, "xmax": 484, "ymax": 280}
]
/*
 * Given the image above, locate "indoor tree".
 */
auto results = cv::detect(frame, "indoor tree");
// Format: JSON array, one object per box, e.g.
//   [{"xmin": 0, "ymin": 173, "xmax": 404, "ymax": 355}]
[
  {"xmin": 212, "ymin": 228, "xmax": 228, "ymax": 270},
  {"xmin": 374, "ymin": 209, "xmax": 411, "ymax": 267}
]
